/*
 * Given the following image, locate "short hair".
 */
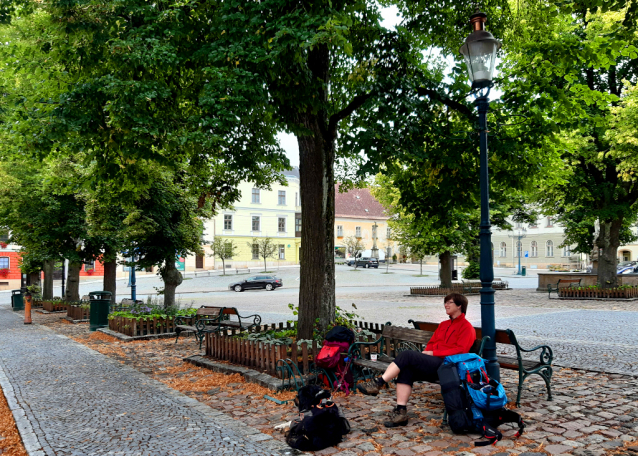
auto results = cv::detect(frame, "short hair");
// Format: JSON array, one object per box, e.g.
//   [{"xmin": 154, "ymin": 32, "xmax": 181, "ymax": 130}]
[{"xmin": 444, "ymin": 293, "xmax": 468, "ymax": 315}]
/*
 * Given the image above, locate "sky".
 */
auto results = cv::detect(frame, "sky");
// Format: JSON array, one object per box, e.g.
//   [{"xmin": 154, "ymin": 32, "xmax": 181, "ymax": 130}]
[{"xmin": 276, "ymin": 5, "xmax": 402, "ymax": 168}]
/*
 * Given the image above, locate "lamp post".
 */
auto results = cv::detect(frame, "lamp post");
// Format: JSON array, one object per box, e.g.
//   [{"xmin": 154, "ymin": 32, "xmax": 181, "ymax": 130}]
[
  {"xmin": 508, "ymin": 227, "xmax": 527, "ymax": 275},
  {"xmin": 460, "ymin": 9, "xmax": 502, "ymax": 381}
]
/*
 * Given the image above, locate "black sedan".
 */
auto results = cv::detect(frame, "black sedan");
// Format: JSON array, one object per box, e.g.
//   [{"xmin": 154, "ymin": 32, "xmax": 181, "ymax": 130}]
[{"xmin": 229, "ymin": 275, "xmax": 283, "ymax": 292}]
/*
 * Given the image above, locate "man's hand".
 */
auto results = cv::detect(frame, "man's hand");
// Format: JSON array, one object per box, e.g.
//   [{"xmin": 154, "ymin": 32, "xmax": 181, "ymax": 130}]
[{"xmin": 422, "ymin": 350, "xmax": 433, "ymax": 356}]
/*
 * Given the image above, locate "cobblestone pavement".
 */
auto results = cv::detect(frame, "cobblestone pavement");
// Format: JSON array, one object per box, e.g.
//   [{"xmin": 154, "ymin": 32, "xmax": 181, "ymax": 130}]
[
  {"xmin": 0, "ymin": 306, "xmax": 291, "ymax": 456},
  {"xmin": 34, "ymin": 317, "xmax": 638, "ymax": 456}
]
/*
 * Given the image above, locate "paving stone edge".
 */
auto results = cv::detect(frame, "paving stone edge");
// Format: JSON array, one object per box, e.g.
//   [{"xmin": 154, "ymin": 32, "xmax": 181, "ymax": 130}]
[
  {"xmin": 0, "ymin": 312, "xmax": 46, "ymax": 456},
  {"xmin": 97, "ymin": 327, "xmax": 192, "ymax": 342},
  {"xmin": 184, "ymin": 355, "xmax": 286, "ymax": 391}
]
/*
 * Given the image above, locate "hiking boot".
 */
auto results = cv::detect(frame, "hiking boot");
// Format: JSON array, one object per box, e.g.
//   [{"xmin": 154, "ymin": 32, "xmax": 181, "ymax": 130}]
[
  {"xmin": 383, "ymin": 406, "xmax": 408, "ymax": 428},
  {"xmin": 357, "ymin": 379, "xmax": 383, "ymax": 396}
]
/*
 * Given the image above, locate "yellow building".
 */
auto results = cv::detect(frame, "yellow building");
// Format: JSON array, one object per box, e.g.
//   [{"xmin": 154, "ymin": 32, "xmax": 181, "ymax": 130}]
[
  {"xmin": 334, "ymin": 186, "xmax": 392, "ymax": 260},
  {"xmin": 197, "ymin": 169, "xmax": 302, "ymax": 270}
]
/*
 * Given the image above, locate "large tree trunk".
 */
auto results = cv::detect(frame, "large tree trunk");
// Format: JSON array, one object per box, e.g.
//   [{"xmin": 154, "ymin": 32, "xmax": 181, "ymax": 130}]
[
  {"xmin": 596, "ymin": 219, "xmax": 622, "ymax": 288},
  {"xmin": 296, "ymin": 45, "xmax": 336, "ymax": 339},
  {"xmin": 103, "ymin": 260, "xmax": 117, "ymax": 304},
  {"xmin": 297, "ymin": 113, "xmax": 336, "ymax": 339},
  {"xmin": 65, "ymin": 262, "xmax": 82, "ymax": 301},
  {"xmin": 42, "ymin": 260, "xmax": 54, "ymax": 299},
  {"xmin": 439, "ymin": 251, "xmax": 452, "ymax": 288},
  {"xmin": 161, "ymin": 258, "xmax": 183, "ymax": 308}
]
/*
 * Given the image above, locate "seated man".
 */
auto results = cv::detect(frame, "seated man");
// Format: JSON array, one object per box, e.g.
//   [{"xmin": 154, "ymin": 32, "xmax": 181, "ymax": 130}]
[{"xmin": 358, "ymin": 293, "xmax": 476, "ymax": 427}]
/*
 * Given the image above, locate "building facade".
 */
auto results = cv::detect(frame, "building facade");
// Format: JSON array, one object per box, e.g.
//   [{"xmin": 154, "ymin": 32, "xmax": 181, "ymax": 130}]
[
  {"xmin": 334, "ymin": 186, "xmax": 392, "ymax": 260},
  {"xmin": 201, "ymin": 169, "xmax": 302, "ymax": 270},
  {"xmin": 490, "ymin": 216, "xmax": 583, "ymax": 269}
]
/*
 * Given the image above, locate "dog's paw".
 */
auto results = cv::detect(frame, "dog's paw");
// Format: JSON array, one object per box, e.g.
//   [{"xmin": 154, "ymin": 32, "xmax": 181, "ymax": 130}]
[{"xmin": 274, "ymin": 421, "xmax": 291, "ymax": 431}]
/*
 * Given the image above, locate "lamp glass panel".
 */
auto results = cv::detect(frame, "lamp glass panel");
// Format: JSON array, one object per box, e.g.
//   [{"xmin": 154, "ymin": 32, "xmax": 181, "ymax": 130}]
[{"xmin": 467, "ymin": 40, "xmax": 497, "ymax": 82}]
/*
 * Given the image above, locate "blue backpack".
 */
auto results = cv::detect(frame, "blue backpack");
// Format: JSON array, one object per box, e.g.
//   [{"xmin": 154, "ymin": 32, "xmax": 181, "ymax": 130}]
[{"xmin": 438, "ymin": 353, "xmax": 524, "ymax": 446}]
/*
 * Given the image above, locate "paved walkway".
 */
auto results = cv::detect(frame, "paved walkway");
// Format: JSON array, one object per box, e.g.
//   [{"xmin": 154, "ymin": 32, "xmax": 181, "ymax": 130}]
[{"xmin": 0, "ymin": 306, "xmax": 291, "ymax": 456}]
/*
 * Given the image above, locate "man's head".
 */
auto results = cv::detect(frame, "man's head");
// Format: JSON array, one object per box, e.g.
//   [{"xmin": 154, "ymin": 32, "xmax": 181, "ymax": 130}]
[{"xmin": 443, "ymin": 293, "xmax": 468, "ymax": 317}]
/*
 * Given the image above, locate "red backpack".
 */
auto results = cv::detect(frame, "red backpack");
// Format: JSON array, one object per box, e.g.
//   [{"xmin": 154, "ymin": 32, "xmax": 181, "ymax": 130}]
[{"xmin": 316, "ymin": 341, "xmax": 350, "ymax": 369}]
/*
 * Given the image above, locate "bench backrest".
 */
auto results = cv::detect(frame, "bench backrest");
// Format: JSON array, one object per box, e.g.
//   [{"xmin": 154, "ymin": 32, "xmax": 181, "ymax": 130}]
[
  {"xmin": 410, "ymin": 320, "xmax": 512, "ymax": 345},
  {"xmin": 195, "ymin": 306, "xmax": 240, "ymax": 318},
  {"xmin": 196, "ymin": 306, "xmax": 223, "ymax": 317},
  {"xmin": 380, "ymin": 325, "xmax": 434, "ymax": 345},
  {"xmin": 557, "ymin": 279, "xmax": 581, "ymax": 287}
]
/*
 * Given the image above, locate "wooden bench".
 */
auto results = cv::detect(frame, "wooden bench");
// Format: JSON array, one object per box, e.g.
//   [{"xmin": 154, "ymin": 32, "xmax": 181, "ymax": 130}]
[
  {"xmin": 410, "ymin": 320, "xmax": 553, "ymax": 407},
  {"xmin": 175, "ymin": 306, "xmax": 262, "ymax": 348},
  {"xmin": 347, "ymin": 325, "xmax": 489, "ymax": 390},
  {"xmin": 548, "ymin": 278, "xmax": 581, "ymax": 298}
]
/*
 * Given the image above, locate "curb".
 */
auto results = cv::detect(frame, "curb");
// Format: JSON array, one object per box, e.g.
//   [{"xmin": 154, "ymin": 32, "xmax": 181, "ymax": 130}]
[{"xmin": 184, "ymin": 355, "xmax": 286, "ymax": 391}]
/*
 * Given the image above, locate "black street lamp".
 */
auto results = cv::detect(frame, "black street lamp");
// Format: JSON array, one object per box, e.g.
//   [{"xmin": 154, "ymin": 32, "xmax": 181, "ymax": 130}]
[{"xmin": 460, "ymin": 9, "xmax": 502, "ymax": 380}]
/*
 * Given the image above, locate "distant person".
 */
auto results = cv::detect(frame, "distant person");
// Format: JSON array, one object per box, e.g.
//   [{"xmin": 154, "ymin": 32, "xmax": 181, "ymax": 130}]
[{"xmin": 357, "ymin": 293, "xmax": 476, "ymax": 427}]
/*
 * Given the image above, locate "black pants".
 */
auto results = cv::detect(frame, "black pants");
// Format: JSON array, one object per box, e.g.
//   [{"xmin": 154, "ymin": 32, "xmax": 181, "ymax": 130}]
[{"xmin": 393, "ymin": 351, "xmax": 444, "ymax": 386}]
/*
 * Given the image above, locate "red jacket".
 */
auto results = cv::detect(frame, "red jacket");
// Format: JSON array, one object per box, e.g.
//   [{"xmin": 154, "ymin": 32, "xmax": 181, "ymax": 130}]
[{"xmin": 425, "ymin": 313, "xmax": 476, "ymax": 358}]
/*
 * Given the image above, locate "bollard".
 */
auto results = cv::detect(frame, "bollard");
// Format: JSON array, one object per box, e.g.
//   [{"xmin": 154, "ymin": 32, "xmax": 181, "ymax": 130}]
[{"xmin": 23, "ymin": 292, "xmax": 32, "ymax": 324}]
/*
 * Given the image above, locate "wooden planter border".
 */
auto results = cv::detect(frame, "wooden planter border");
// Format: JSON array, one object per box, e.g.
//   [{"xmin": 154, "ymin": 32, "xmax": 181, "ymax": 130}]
[
  {"xmin": 559, "ymin": 286, "xmax": 638, "ymax": 299},
  {"xmin": 67, "ymin": 305, "xmax": 90, "ymax": 321},
  {"xmin": 42, "ymin": 301, "xmax": 68, "ymax": 312},
  {"xmin": 205, "ymin": 330, "xmax": 378, "ymax": 378},
  {"xmin": 108, "ymin": 315, "xmax": 195, "ymax": 337}
]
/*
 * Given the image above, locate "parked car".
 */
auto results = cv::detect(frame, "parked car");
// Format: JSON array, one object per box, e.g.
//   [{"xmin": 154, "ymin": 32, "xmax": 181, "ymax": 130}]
[
  {"xmin": 229, "ymin": 275, "xmax": 283, "ymax": 292},
  {"xmin": 355, "ymin": 257, "xmax": 379, "ymax": 268}
]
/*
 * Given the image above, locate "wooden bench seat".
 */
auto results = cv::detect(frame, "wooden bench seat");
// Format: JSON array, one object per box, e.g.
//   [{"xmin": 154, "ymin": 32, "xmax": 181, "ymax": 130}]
[
  {"xmin": 409, "ymin": 320, "xmax": 553, "ymax": 407},
  {"xmin": 175, "ymin": 306, "xmax": 261, "ymax": 349},
  {"xmin": 548, "ymin": 278, "xmax": 581, "ymax": 298}
]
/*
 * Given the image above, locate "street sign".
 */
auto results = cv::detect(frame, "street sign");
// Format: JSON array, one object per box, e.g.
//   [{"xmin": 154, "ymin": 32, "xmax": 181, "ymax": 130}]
[{"xmin": 524, "ymin": 251, "xmax": 529, "ymax": 258}]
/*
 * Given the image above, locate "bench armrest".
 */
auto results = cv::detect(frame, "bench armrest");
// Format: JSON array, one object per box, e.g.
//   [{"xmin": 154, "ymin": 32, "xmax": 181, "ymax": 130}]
[
  {"xmin": 174, "ymin": 315, "xmax": 193, "ymax": 326},
  {"xmin": 505, "ymin": 329, "xmax": 553, "ymax": 366},
  {"xmin": 348, "ymin": 337, "xmax": 383, "ymax": 360},
  {"xmin": 477, "ymin": 336, "xmax": 490, "ymax": 357},
  {"xmin": 235, "ymin": 313, "xmax": 262, "ymax": 328}
]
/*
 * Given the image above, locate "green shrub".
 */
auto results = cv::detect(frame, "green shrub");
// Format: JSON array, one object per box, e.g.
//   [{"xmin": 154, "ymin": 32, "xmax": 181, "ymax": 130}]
[{"xmin": 462, "ymin": 261, "xmax": 480, "ymax": 280}]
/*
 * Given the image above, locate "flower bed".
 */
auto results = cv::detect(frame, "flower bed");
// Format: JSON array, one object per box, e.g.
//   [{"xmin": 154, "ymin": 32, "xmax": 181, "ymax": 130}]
[
  {"xmin": 108, "ymin": 305, "xmax": 198, "ymax": 337},
  {"xmin": 410, "ymin": 281, "xmax": 509, "ymax": 296},
  {"xmin": 67, "ymin": 303, "xmax": 90, "ymax": 321},
  {"xmin": 559, "ymin": 285, "xmax": 638, "ymax": 299}
]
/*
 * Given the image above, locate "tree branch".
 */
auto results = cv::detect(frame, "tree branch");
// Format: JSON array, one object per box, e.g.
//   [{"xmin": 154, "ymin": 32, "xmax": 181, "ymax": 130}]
[
  {"xmin": 328, "ymin": 92, "xmax": 375, "ymax": 133},
  {"xmin": 416, "ymin": 88, "xmax": 475, "ymax": 119}
]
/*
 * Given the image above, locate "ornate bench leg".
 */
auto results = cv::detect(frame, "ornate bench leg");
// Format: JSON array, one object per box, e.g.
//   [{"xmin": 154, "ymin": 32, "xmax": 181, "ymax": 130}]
[
  {"xmin": 442, "ymin": 409, "xmax": 448, "ymax": 425},
  {"xmin": 175, "ymin": 328, "xmax": 181, "ymax": 345},
  {"xmin": 540, "ymin": 367, "xmax": 553, "ymax": 402}
]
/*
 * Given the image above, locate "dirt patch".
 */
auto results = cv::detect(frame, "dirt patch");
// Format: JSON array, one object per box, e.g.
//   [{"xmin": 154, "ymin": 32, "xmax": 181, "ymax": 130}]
[{"xmin": 0, "ymin": 385, "xmax": 28, "ymax": 456}]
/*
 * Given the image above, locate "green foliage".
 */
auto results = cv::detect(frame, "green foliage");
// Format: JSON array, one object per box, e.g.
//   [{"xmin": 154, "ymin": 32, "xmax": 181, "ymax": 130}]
[{"xmin": 462, "ymin": 261, "xmax": 480, "ymax": 280}]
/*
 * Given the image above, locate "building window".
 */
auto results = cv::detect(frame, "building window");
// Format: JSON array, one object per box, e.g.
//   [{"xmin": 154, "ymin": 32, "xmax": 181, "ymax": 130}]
[
  {"xmin": 515, "ymin": 241, "xmax": 522, "ymax": 258},
  {"xmin": 531, "ymin": 241, "xmax": 538, "ymax": 257},
  {"xmin": 387, "ymin": 227, "xmax": 391, "ymax": 238},
  {"xmin": 223, "ymin": 214, "xmax": 232, "ymax": 230},
  {"xmin": 546, "ymin": 240, "xmax": 554, "ymax": 257},
  {"xmin": 499, "ymin": 242, "xmax": 507, "ymax": 258},
  {"xmin": 252, "ymin": 216, "xmax": 260, "ymax": 232},
  {"xmin": 252, "ymin": 244, "xmax": 259, "ymax": 260},
  {"xmin": 337, "ymin": 225, "xmax": 343, "ymax": 237},
  {"xmin": 252, "ymin": 188, "xmax": 260, "ymax": 203},
  {"xmin": 295, "ymin": 192, "xmax": 299, "ymax": 207},
  {"xmin": 295, "ymin": 213, "xmax": 302, "ymax": 236},
  {"xmin": 84, "ymin": 260, "xmax": 95, "ymax": 272},
  {"xmin": 278, "ymin": 217, "xmax": 286, "ymax": 233},
  {"xmin": 546, "ymin": 216, "xmax": 553, "ymax": 227},
  {"xmin": 279, "ymin": 245, "xmax": 285, "ymax": 260},
  {"xmin": 278, "ymin": 191, "xmax": 286, "ymax": 205},
  {"xmin": 563, "ymin": 245, "xmax": 571, "ymax": 257},
  {"xmin": 355, "ymin": 226, "xmax": 362, "ymax": 238},
  {"xmin": 0, "ymin": 257, "xmax": 9, "ymax": 269},
  {"xmin": 515, "ymin": 222, "xmax": 522, "ymax": 229},
  {"xmin": 0, "ymin": 231, "xmax": 8, "ymax": 242}
]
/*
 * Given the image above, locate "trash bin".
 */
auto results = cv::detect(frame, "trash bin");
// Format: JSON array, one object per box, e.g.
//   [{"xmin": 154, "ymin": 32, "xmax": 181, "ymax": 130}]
[
  {"xmin": 521, "ymin": 266, "xmax": 527, "ymax": 277},
  {"xmin": 11, "ymin": 289, "xmax": 23, "ymax": 311},
  {"xmin": 452, "ymin": 269, "xmax": 458, "ymax": 281},
  {"xmin": 89, "ymin": 291, "xmax": 112, "ymax": 332}
]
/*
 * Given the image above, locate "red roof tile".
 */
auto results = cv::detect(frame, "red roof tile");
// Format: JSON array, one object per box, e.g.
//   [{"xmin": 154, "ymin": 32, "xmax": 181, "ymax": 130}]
[{"xmin": 335, "ymin": 185, "xmax": 388, "ymax": 219}]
